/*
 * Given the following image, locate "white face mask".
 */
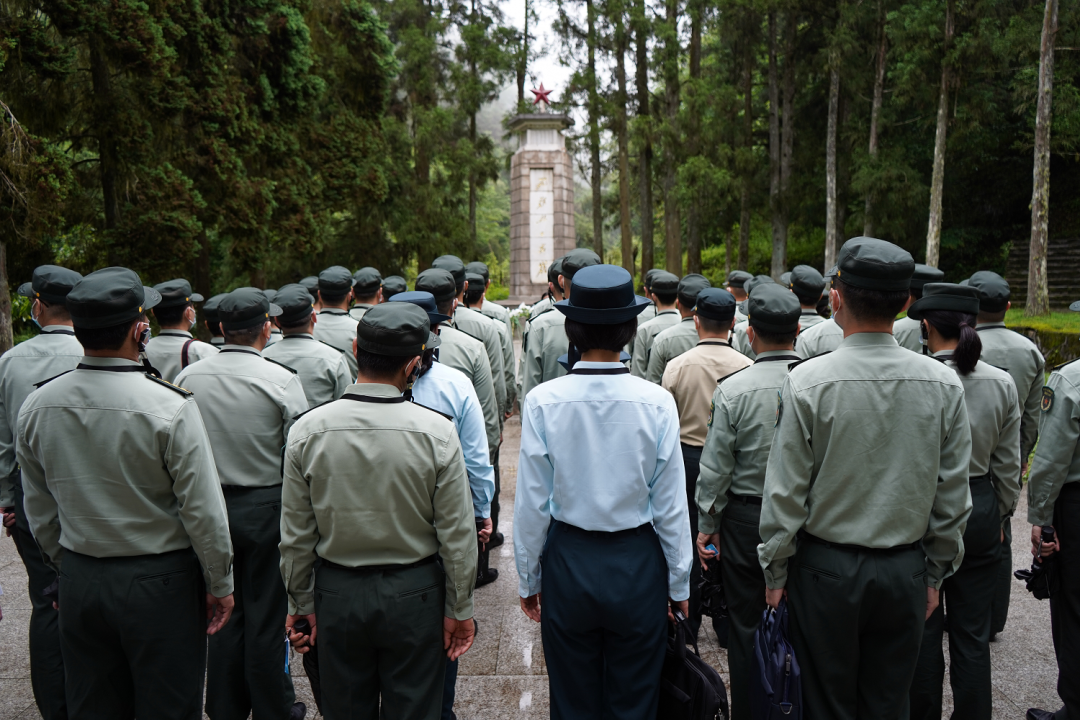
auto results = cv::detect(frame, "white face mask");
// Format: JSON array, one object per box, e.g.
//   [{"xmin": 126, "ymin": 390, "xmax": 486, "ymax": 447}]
[{"xmin": 30, "ymin": 300, "xmax": 42, "ymax": 330}]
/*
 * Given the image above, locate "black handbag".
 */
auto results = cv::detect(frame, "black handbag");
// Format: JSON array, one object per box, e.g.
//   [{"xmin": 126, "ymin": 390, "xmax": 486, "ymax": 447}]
[
  {"xmin": 750, "ymin": 598, "xmax": 802, "ymax": 720},
  {"xmin": 657, "ymin": 611, "xmax": 729, "ymax": 720}
]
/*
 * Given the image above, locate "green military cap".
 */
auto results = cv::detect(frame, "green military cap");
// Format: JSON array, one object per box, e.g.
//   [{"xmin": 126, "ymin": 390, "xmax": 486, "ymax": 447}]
[
  {"xmin": 152, "ymin": 279, "xmax": 204, "ymax": 309},
  {"xmin": 299, "ymin": 276, "xmax": 320, "ymax": 296},
  {"xmin": 353, "ymin": 267, "xmax": 382, "ymax": 294},
  {"xmin": 677, "ymin": 273, "xmax": 712, "ymax": 305},
  {"xmin": 465, "ymin": 261, "xmax": 490, "ymax": 283},
  {"xmin": 432, "ymin": 255, "xmax": 466, "ymax": 289},
  {"xmin": 725, "ymin": 270, "xmax": 753, "ymax": 289},
  {"xmin": 67, "ymin": 267, "xmax": 162, "ymax": 329},
  {"xmin": 906, "ymin": 283, "xmax": 981, "ymax": 320},
  {"xmin": 789, "ymin": 265, "xmax": 825, "ymax": 296},
  {"xmin": 826, "ymin": 264, "xmax": 838, "ymax": 279},
  {"xmin": 780, "ymin": 272, "xmax": 792, "ymax": 287},
  {"xmin": 910, "ymin": 264, "xmax": 946, "ymax": 291},
  {"xmin": 202, "ymin": 293, "xmax": 227, "ymax": 324},
  {"xmin": 650, "ymin": 271, "xmax": 680, "ymax": 294},
  {"xmin": 958, "ymin": 278, "xmax": 970, "ymax": 287},
  {"xmin": 693, "ymin": 288, "xmax": 737, "ymax": 322},
  {"xmin": 644, "ymin": 268, "xmax": 662, "ymax": 291},
  {"xmin": 274, "ymin": 283, "xmax": 314, "ymax": 324},
  {"xmin": 744, "ymin": 274, "xmax": 775, "ymax": 295},
  {"xmin": 415, "ymin": 268, "xmax": 457, "ymax": 303},
  {"xmin": 748, "ymin": 283, "xmax": 801, "ymax": 333},
  {"xmin": 561, "ymin": 248, "xmax": 602, "ymax": 279},
  {"xmin": 967, "ymin": 271, "xmax": 1010, "ymax": 313},
  {"xmin": 382, "ymin": 275, "xmax": 408, "ymax": 300},
  {"xmin": 386, "ymin": 291, "xmax": 445, "ymax": 348},
  {"xmin": 17, "ymin": 265, "xmax": 83, "ymax": 305},
  {"xmin": 834, "ymin": 237, "xmax": 915, "ymax": 291},
  {"xmin": 318, "ymin": 266, "xmax": 354, "ymax": 295},
  {"xmin": 356, "ymin": 302, "xmax": 431, "ymax": 357},
  {"xmin": 465, "ymin": 271, "xmax": 486, "ymax": 288},
  {"xmin": 548, "ymin": 257, "xmax": 566, "ymax": 284},
  {"xmin": 262, "ymin": 288, "xmax": 277, "ymax": 303},
  {"xmin": 219, "ymin": 287, "xmax": 282, "ymax": 331}
]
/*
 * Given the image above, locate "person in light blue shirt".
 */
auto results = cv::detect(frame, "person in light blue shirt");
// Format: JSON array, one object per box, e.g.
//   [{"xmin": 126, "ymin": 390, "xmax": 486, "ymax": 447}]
[{"xmin": 514, "ymin": 264, "xmax": 692, "ymax": 720}]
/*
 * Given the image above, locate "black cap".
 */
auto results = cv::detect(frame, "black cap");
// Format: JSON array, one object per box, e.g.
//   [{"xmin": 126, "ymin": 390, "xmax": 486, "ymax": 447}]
[
  {"xmin": 432, "ymin": 255, "xmax": 466, "ymax": 289},
  {"xmin": 906, "ymin": 283, "xmax": 981, "ymax": 320},
  {"xmin": 650, "ymin": 271, "xmax": 680, "ymax": 295},
  {"xmin": 748, "ymin": 283, "xmax": 801, "ymax": 333},
  {"xmin": 465, "ymin": 271, "xmax": 485, "ymax": 289},
  {"xmin": 548, "ymin": 257, "xmax": 565, "ymax": 285},
  {"xmin": 415, "ymin": 268, "xmax": 458, "ymax": 303},
  {"xmin": 219, "ymin": 288, "xmax": 282, "ymax": 331},
  {"xmin": 318, "ymin": 266, "xmax": 354, "ymax": 295},
  {"xmin": 299, "ymin": 276, "xmax": 320, "ymax": 296},
  {"xmin": 835, "ymin": 237, "xmax": 915, "ymax": 292},
  {"xmin": 967, "ymin": 271, "xmax": 1010, "ymax": 313},
  {"xmin": 262, "ymin": 288, "xmax": 278, "ymax": 303},
  {"xmin": 725, "ymin": 270, "xmax": 753, "ymax": 289},
  {"xmin": 780, "ymin": 272, "xmax": 792, "ymax": 287},
  {"xmin": 554, "ymin": 265, "xmax": 650, "ymax": 324},
  {"xmin": 274, "ymin": 284, "xmax": 315, "ymax": 325},
  {"xmin": 910, "ymin": 264, "xmax": 946, "ymax": 291},
  {"xmin": 67, "ymin": 267, "xmax": 162, "ymax": 329},
  {"xmin": 678, "ymin": 274, "xmax": 712, "ymax": 306},
  {"xmin": 17, "ymin": 265, "xmax": 83, "ymax": 305},
  {"xmin": 382, "ymin": 275, "xmax": 408, "ymax": 300},
  {"xmin": 693, "ymin": 288, "xmax": 737, "ymax": 322},
  {"xmin": 465, "ymin": 261, "xmax": 490, "ymax": 283},
  {"xmin": 353, "ymin": 267, "xmax": 382, "ymax": 294},
  {"xmin": 202, "ymin": 293, "xmax": 227, "ymax": 324},
  {"xmin": 356, "ymin": 303, "xmax": 431, "ymax": 357},
  {"xmin": 789, "ymin": 265, "xmax": 825, "ymax": 297},
  {"xmin": 153, "ymin": 279, "xmax": 204, "ymax": 309},
  {"xmin": 387, "ymin": 291, "xmax": 447, "ymax": 347},
  {"xmin": 644, "ymin": 268, "xmax": 662, "ymax": 291},
  {"xmin": 745, "ymin": 274, "xmax": 775, "ymax": 296},
  {"xmin": 561, "ymin": 249, "xmax": 602, "ymax": 280}
]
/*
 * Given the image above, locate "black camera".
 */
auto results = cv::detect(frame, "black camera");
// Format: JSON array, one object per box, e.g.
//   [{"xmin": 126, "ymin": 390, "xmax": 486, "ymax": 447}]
[{"xmin": 1014, "ymin": 525, "xmax": 1059, "ymax": 600}]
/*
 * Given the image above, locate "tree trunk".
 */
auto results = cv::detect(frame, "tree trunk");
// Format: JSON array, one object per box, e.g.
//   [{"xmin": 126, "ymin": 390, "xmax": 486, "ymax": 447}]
[
  {"xmin": 587, "ymin": 0, "xmax": 603, "ymax": 261},
  {"xmin": 825, "ymin": 48, "xmax": 840, "ymax": 273},
  {"xmin": 686, "ymin": 1, "xmax": 702, "ymax": 274},
  {"xmin": 634, "ymin": 0, "xmax": 654, "ymax": 275},
  {"xmin": 662, "ymin": 0, "xmax": 681, "ymax": 275},
  {"xmin": 724, "ymin": 227, "xmax": 733, "ymax": 276},
  {"xmin": 0, "ymin": 240, "xmax": 11, "ymax": 353},
  {"xmin": 89, "ymin": 33, "xmax": 120, "ymax": 266},
  {"xmin": 926, "ymin": 0, "xmax": 954, "ymax": 268},
  {"xmin": 768, "ymin": 13, "xmax": 781, "ymax": 277},
  {"xmin": 777, "ymin": 16, "xmax": 795, "ymax": 279},
  {"xmin": 615, "ymin": 17, "xmax": 634, "ymax": 276},
  {"xmin": 1027, "ymin": 0, "xmax": 1058, "ymax": 316},
  {"xmin": 739, "ymin": 36, "xmax": 753, "ymax": 271},
  {"xmin": 469, "ymin": 111, "xmax": 478, "ymax": 248},
  {"xmin": 863, "ymin": 0, "xmax": 887, "ymax": 237},
  {"xmin": 517, "ymin": 0, "xmax": 529, "ymax": 106}
]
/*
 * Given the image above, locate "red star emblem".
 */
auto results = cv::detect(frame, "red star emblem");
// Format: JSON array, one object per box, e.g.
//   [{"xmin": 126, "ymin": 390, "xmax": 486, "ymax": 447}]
[{"xmin": 531, "ymin": 83, "xmax": 553, "ymax": 106}]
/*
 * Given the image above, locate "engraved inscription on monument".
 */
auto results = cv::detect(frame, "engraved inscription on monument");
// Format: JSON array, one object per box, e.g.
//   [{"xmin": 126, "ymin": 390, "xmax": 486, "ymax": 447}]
[{"xmin": 529, "ymin": 169, "xmax": 555, "ymax": 284}]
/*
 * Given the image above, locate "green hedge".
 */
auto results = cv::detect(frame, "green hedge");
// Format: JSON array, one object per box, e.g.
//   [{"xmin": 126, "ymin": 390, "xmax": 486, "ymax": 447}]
[{"xmin": 1007, "ymin": 326, "xmax": 1080, "ymax": 367}]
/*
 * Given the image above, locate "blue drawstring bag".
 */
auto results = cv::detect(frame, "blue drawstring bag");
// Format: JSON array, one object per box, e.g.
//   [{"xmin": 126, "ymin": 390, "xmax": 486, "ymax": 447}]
[{"xmin": 750, "ymin": 598, "xmax": 802, "ymax": 719}]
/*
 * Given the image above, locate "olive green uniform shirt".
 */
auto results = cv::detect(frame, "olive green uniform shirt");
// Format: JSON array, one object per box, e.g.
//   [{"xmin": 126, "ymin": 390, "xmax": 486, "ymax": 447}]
[
  {"xmin": 631, "ymin": 310, "xmax": 680, "ymax": 378},
  {"xmin": 313, "ymin": 309, "xmax": 360, "ymax": 379},
  {"xmin": 521, "ymin": 309, "xmax": 568, "ymax": 398},
  {"xmin": 519, "ymin": 304, "xmax": 553, "ymax": 398},
  {"xmin": 454, "ymin": 306, "xmax": 507, "ymax": 417},
  {"xmin": 176, "ymin": 346, "xmax": 309, "ymax": 487},
  {"xmin": 144, "ymin": 330, "xmax": 219, "ymax": 383},
  {"xmin": 795, "ymin": 317, "xmax": 843, "ymax": 359},
  {"xmin": 696, "ymin": 350, "xmax": 800, "ymax": 534},
  {"xmin": 0, "ymin": 326, "xmax": 83, "ymax": 505},
  {"xmin": 662, "ymin": 340, "xmax": 752, "ymax": 447},
  {"xmin": 262, "ymin": 333, "xmax": 352, "ymax": 407},
  {"xmin": 976, "ymin": 322, "xmax": 1045, "ymax": 459},
  {"xmin": 646, "ymin": 317, "xmax": 700, "ymax": 384},
  {"xmin": 1027, "ymin": 359, "xmax": 1080, "ymax": 525},
  {"xmin": 529, "ymin": 297, "xmax": 553, "ymax": 319},
  {"xmin": 437, "ymin": 324, "xmax": 500, "ymax": 450},
  {"xmin": 638, "ymin": 302, "xmax": 657, "ymax": 324},
  {"xmin": 279, "ymin": 383, "xmax": 477, "ymax": 619},
  {"xmin": 798, "ymin": 310, "xmax": 826, "ymax": 331},
  {"xmin": 480, "ymin": 299, "xmax": 513, "ymax": 337},
  {"xmin": 731, "ymin": 321, "xmax": 755, "ymax": 360},
  {"xmin": 17, "ymin": 356, "xmax": 235, "ymax": 596},
  {"xmin": 893, "ymin": 316, "xmax": 922, "ymax": 353},
  {"xmin": 348, "ymin": 303, "xmax": 375, "ymax": 323},
  {"xmin": 758, "ymin": 333, "xmax": 972, "ymax": 590},
  {"xmin": 472, "ymin": 305, "xmax": 516, "ymax": 412}
]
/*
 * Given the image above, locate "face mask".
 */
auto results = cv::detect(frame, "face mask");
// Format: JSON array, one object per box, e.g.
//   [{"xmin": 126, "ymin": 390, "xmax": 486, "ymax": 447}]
[
  {"xmin": 137, "ymin": 324, "xmax": 151, "ymax": 353},
  {"xmin": 30, "ymin": 302, "xmax": 42, "ymax": 330}
]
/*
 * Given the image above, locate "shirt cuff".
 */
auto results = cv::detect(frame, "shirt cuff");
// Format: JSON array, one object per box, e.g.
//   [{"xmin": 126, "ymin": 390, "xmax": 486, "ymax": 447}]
[
  {"xmin": 289, "ymin": 591, "xmax": 315, "ymax": 616},
  {"xmin": 763, "ymin": 561, "xmax": 788, "ymax": 590},
  {"xmin": 446, "ymin": 596, "xmax": 474, "ymax": 621},
  {"xmin": 208, "ymin": 570, "xmax": 234, "ymax": 599},
  {"xmin": 669, "ymin": 583, "xmax": 690, "ymax": 602},
  {"xmin": 698, "ymin": 511, "xmax": 721, "ymax": 536},
  {"xmin": 1027, "ymin": 506, "xmax": 1054, "ymax": 526}
]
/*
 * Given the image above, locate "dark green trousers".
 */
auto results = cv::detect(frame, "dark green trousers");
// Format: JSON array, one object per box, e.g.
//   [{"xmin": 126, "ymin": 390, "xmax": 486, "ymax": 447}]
[
  {"xmin": 719, "ymin": 496, "xmax": 766, "ymax": 720},
  {"xmin": 490, "ymin": 444, "xmax": 501, "ymax": 536},
  {"xmin": 206, "ymin": 485, "xmax": 295, "ymax": 720},
  {"xmin": 682, "ymin": 443, "xmax": 703, "ymax": 638},
  {"xmin": 911, "ymin": 477, "xmax": 1002, "ymax": 720},
  {"xmin": 59, "ymin": 548, "xmax": 206, "ymax": 719},
  {"xmin": 11, "ymin": 472, "xmax": 67, "ymax": 720},
  {"xmin": 990, "ymin": 517, "xmax": 1012, "ymax": 634},
  {"xmin": 315, "ymin": 560, "xmax": 447, "ymax": 720},
  {"xmin": 787, "ymin": 537, "xmax": 926, "ymax": 720}
]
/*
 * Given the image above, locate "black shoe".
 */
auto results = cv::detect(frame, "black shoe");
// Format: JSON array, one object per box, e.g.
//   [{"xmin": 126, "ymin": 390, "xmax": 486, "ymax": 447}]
[
  {"xmin": 476, "ymin": 568, "xmax": 499, "ymax": 587},
  {"xmin": 290, "ymin": 701, "xmax": 307, "ymax": 720},
  {"xmin": 487, "ymin": 532, "xmax": 505, "ymax": 549},
  {"xmin": 989, "ymin": 631, "xmax": 998, "ymax": 642},
  {"xmin": 1026, "ymin": 709, "xmax": 1056, "ymax": 720}
]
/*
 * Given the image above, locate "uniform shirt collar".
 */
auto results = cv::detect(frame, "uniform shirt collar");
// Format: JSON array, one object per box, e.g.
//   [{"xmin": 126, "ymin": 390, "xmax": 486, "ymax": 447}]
[
  {"xmin": 571, "ymin": 361, "xmax": 626, "ymax": 370},
  {"xmin": 755, "ymin": 349, "xmax": 799, "ymax": 360},
  {"xmin": 977, "ymin": 321, "xmax": 1006, "ymax": 329},
  {"xmin": 344, "ymin": 382, "xmax": 402, "ymax": 399},
  {"xmin": 655, "ymin": 309, "xmax": 678, "ymax": 316},
  {"xmin": 40, "ymin": 324, "xmax": 75, "ymax": 333},
  {"xmin": 800, "ymin": 309, "xmax": 820, "ymax": 316},
  {"xmin": 839, "ymin": 332, "xmax": 898, "ymax": 348},
  {"xmin": 680, "ymin": 316, "xmax": 695, "ymax": 324},
  {"xmin": 319, "ymin": 308, "xmax": 349, "ymax": 316},
  {"xmin": 79, "ymin": 356, "xmax": 143, "ymax": 369},
  {"xmin": 219, "ymin": 344, "xmax": 262, "ymax": 355},
  {"xmin": 283, "ymin": 333, "xmax": 314, "ymax": 340},
  {"xmin": 159, "ymin": 329, "xmax": 193, "ymax": 338}
]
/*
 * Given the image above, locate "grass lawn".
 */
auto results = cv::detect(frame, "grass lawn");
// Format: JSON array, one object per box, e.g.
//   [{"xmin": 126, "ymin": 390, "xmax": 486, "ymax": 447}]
[{"xmin": 1005, "ymin": 308, "xmax": 1080, "ymax": 334}]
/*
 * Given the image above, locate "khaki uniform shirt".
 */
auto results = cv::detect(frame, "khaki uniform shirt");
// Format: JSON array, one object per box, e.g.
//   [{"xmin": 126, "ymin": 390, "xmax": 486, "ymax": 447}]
[
  {"xmin": 733, "ymin": 305, "xmax": 748, "ymax": 325},
  {"xmin": 266, "ymin": 328, "xmax": 283, "ymax": 348},
  {"xmin": 17, "ymin": 357, "xmax": 234, "ymax": 596},
  {"xmin": 795, "ymin": 317, "xmax": 843, "ymax": 359},
  {"xmin": 144, "ymin": 330, "xmax": 219, "ymax": 382},
  {"xmin": 631, "ymin": 310, "xmax": 679, "ymax": 378},
  {"xmin": 696, "ymin": 350, "xmax": 800, "ymax": 534},
  {"xmin": 731, "ymin": 321, "xmax": 755, "ymax": 360},
  {"xmin": 348, "ymin": 303, "xmax": 375, "ymax": 323},
  {"xmin": 519, "ymin": 304, "xmax": 554, "ymax": 398},
  {"xmin": 279, "ymin": 383, "xmax": 477, "ymax": 619},
  {"xmin": 470, "ymin": 304, "xmax": 516, "ymax": 412},
  {"xmin": 976, "ymin": 322, "xmax": 1045, "ymax": 459},
  {"xmin": 1027, "ymin": 359, "xmax": 1080, "ymax": 525},
  {"xmin": 262, "ymin": 333, "xmax": 352, "ymax": 407},
  {"xmin": 893, "ymin": 315, "xmax": 922, "ymax": 353},
  {"xmin": 626, "ymin": 302, "xmax": 658, "ymax": 356},
  {"xmin": 521, "ymin": 309, "xmax": 568, "ymax": 398},
  {"xmin": 454, "ymin": 306, "xmax": 507, "ymax": 417},
  {"xmin": 646, "ymin": 317, "xmax": 700, "ymax": 384},
  {"xmin": 799, "ymin": 310, "xmax": 826, "ymax": 331},
  {"xmin": 480, "ymin": 299, "xmax": 513, "ymax": 337},
  {"xmin": 662, "ymin": 340, "xmax": 752, "ymax": 447},
  {"xmin": 758, "ymin": 333, "xmax": 972, "ymax": 590},
  {"xmin": 437, "ymin": 324, "xmax": 500, "ymax": 450},
  {"xmin": 313, "ymin": 309, "xmax": 360, "ymax": 379},
  {"xmin": 0, "ymin": 326, "xmax": 83, "ymax": 504},
  {"xmin": 529, "ymin": 296, "xmax": 553, "ymax": 319},
  {"xmin": 176, "ymin": 346, "xmax": 309, "ymax": 487}
]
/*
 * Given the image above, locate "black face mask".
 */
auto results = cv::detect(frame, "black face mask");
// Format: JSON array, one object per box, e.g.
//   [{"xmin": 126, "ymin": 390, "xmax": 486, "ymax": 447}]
[
  {"xmin": 919, "ymin": 321, "xmax": 929, "ymax": 356},
  {"xmin": 137, "ymin": 325, "xmax": 152, "ymax": 353}
]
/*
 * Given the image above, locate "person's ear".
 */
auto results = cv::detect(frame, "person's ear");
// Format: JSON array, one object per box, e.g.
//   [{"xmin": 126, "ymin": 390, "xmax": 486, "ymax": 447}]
[
  {"xmin": 1006, "ymin": 300, "xmax": 1011, "ymax": 312},
  {"xmin": 463, "ymin": 280, "xmax": 469, "ymax": 295},
  {"xmin": 693, "ymin": 315, "xmax": 701, "ymax": 331},
  {"xmin": 829, "ymin": 287, "xmax": 841, "ymax": 313},
  {"xmin": 376, "ymin": 288, "xmax": 383, "ymax": 304},
  {"xmin": 352, "ymin": 337, "xmax": 358, "ymax": 357},
  {"xmin": 185, "ymin": 305, "xmax": 197, "ymax": 323},
  {"xmin": 794, "ymin": 322, "xmax": 801, "ymax": 337},
  {"xmin": 311, "ymin": 310, "xmax": 318, "ymax": 325},
  {"xmin": 262, "ymin": 320, "xmax": 272, "ymax": 339}
]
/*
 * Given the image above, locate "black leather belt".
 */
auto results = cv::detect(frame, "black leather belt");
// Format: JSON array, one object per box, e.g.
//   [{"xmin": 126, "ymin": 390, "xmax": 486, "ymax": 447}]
[
  {"xmin": 969, "ymin": 472, "xmax": 993, "ymax": 485},
  {"xmin": 320, "ymin": 554, "xmax": 437, "ymax": 573},
  {"xmin": 799, "ymin": 530, "xmax": 920, "ymax": 553},
  {"xmin": 557, "ymin": 521, "xmax": 651, "ymax": 539},
  {"xmin": 727, "ymin": 492, "xmax": 762, "ymax": 506}
]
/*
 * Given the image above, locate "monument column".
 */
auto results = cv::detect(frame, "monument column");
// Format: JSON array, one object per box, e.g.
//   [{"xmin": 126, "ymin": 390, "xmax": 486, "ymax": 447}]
[{"xmin": 507, "ymin": 86, "xmax": 576, "ymax": 305}]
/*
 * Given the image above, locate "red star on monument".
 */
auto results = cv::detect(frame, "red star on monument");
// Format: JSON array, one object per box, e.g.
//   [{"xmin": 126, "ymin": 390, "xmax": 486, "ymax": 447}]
[{"xmin": 531, "ymin": 83, "xmax": 553, "ymax": 106}]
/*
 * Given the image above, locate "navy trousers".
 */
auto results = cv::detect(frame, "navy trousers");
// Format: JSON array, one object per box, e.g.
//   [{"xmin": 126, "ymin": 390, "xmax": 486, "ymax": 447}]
[{"xmin": 541, "ymin": 521, "xmax": 669, "ymax": 720}]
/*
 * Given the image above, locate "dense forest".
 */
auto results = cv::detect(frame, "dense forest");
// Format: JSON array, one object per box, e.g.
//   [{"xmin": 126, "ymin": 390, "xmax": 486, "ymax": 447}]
[{"xmin": 1, "ymin": 0, "xmax": 1078, "ymax": 338}]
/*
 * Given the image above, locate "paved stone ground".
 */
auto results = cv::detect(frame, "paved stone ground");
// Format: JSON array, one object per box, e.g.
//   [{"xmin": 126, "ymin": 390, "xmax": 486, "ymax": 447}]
[{"xmin": 0, "ymin": 410, "xmax": 1067, "ymax": 719}]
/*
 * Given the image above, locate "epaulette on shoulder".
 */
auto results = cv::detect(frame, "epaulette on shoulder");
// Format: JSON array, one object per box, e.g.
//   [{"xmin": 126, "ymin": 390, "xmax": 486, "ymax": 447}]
[
  {"xmin": 528, "ymin": 307, "xmax": 553, "ymax": 323},
  {"xmin": 293, "ymin": 399, "xmax": 333, "ymax": 422},
  {"xmin": 716, "ymin": 365, "xmax": 749, "ymax": 387},
  {"xmin": 264, "ymin": 357, "xmax": 298, "ymax": 374},
  {"xmin": 33, "ymin": 369, "xmax": 75, "ymax": 388},
  {"xmin": 319, "ymin": 340, "xmax": 348, "ymax": 355},
  {"xmin": 788, "ymin": 352, "xmax": 829, "ymax": 371},
  {"xmin": 412, "ymin": 401, "xmax": 454, "ymax": 422},
  {"xmin": 988, "ymin": 363, "xmax": 1010, "ymax": 374},
  {"xmin": 454, "ymin": 326, "xmax": 483, "ymax": 343},
  {"xmin": 145, "ymin": 374, "xmax": 194, "ymax": 397},
  {"xmin": 1055, "ymin": 357, "xmax": 1080, "ymax": 371}
]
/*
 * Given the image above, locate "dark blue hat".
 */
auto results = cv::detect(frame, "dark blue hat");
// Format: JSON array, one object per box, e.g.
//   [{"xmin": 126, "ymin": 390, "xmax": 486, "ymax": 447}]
[
  {"xmin": 389, "ymin": 291, "xmax": 452, "ymax": 334},
  {"xmin": 554, "ymin": 265, "xmax": 651, "ymax": 324},
  {"xmin": 693, "ymin": 288, "xmax": 737, "ymax": 322}
]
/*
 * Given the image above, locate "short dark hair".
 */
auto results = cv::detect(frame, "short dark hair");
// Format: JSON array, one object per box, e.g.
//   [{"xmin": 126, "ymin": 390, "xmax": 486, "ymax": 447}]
[
  {"xmin": 754, "ymin": 327, "xmax": 798, "ymax": 347},
  {"xmin": 677, "ymin": 293, "xmax": 699, "ymax": 309},
  {"xmin": 205, "ymin": 319, "xmax": 224, "ymax": 337},
  {"xmin": 354, "ymin": 292, "xmax": 379, "ymax": 304},
  {"xmin": 223, "ymin": 325, "xmax": 265, "ymax": 346},
  {"xmin": 278, "ymin": 318, "xmax": 310, "ymax": 333},
  {"xmin": 793, "ymin": 289, "xmax": 819, "ymax": 306},
  {"xmin": 654, "ymin": 291, "xmax": 677, "ymax": 306},
  {"xmin": 321, "ymin": 291, "xmax": 349, "ymax": 305},
  {"xmin": 698, "ymin": 316, "xmax": 733, "ymax": 335},
  {"xmin": 909, "ymin": 287, "xmax": 924, "ymax": 301},
  {"xmin": 463, "ymin": 282, "xmax": 485, "ymax": 307},
  {"xmin": 815, "ymin": 294, "xmax": 831, "ymax": 319},
  {"xmin": 153, "ymin": 303, "xmax": 190, "ymax": 327},
  {"xmin": 837, "ymin": 280, "xmax": 908, "ymax": 323},
  {"xmin": 74, "ymin": 317, "xmax": 140, "ymax": 351},
  {"xmin": 978, "ymin": 309, "xmax": 1007, "ymax": 323},
  {"xmin": 436, "ymin": 298, "xmax": 455, "ymax": 317},
  {"xmin": 37, "ymin": 299, "xmax": 72, "ymax": 322},
  {"xmin": 355, "ymin": 347, "xmax": 412, "ymax": 379},
  {"xmin": 564, "ymin": 318, "xmax": 637, "ymax": 353}
]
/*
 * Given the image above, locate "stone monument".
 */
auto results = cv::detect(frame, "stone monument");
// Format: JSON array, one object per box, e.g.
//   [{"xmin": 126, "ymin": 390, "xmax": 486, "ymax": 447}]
[{"xmin": 507, "ymin": 84, "xmax": 576, "ymax": 305}]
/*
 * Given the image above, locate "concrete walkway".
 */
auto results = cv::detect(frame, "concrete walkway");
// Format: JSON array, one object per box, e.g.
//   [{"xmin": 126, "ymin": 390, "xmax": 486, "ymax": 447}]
[{"xmin": 0, "ymin": 412, "xmax": 1067, "ymax": 718}]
